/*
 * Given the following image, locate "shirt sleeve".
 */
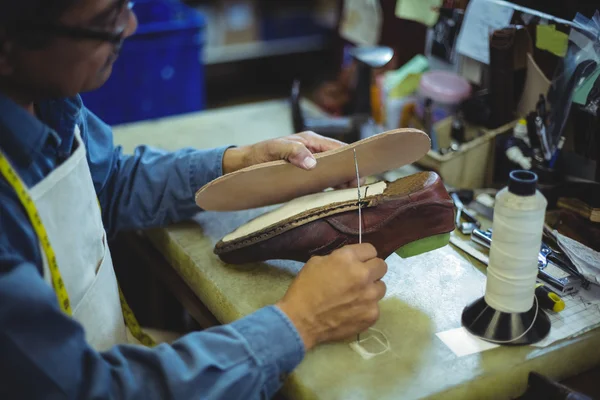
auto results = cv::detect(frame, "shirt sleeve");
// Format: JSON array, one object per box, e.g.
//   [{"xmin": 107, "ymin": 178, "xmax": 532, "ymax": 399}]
[
  {"xmin": 81, "ymin": 106, "xmax": 231, "ymax": 237},
  {"xmin": 0, "ymin": 190, "xmax": 305, "ymax": 400}
]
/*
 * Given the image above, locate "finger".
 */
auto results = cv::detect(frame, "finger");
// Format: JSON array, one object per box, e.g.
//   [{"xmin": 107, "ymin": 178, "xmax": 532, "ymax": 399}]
[
  {"xmin": 273, "ymin": 139, "xmax": 317, "ymax": 170},
  {"xmin": 345, "ymin": 242, "xmax": 377, "ymax": 262},
  {"xmin": 372, "ymin": 280, "xmax": 387, "ymax": 300},
  {"xmin": 365, "ymin": 258, "xmax": 388, "ymax": 281},
  {"xmin": 296, "ymin": 131, "xmax": 347, "ymax": 153}
]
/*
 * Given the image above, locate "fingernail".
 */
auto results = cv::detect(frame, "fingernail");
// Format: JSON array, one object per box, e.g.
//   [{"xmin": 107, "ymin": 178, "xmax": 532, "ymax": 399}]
[{"xmin": 303, "ymin": 157, "xmax": 317, "ymax": 169}]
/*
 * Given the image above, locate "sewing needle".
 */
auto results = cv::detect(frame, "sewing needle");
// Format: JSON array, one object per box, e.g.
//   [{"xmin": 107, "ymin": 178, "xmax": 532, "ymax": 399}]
[
  {"xmin": 353, "ymin": 148, "xmax": 362, "ymax": 343},
  {"xmin": 353, "ymin": 149, "xmax": 362, "ymax": 245}
]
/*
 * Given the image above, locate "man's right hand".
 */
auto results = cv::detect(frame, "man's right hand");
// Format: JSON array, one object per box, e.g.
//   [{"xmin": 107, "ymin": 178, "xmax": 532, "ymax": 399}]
[{"xmin": 276, "ymin": 243, "xmax": 388, "ymax": 351}]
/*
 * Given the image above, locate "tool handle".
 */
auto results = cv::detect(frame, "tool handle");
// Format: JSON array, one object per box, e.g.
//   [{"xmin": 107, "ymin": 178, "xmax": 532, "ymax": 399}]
[
  {"xmin": 471, "ymin": 229, "xmax": 492, "ymax": 248},
  {"xmin": 535, "ymin": 283, "xmax": 565, "ymax": 312}
]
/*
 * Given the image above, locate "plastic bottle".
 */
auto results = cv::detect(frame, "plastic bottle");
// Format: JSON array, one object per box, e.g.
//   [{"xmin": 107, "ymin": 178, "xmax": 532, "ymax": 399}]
[{"xmin": 514, "ymin": 118, "xmax": 530, "ymax": 147}]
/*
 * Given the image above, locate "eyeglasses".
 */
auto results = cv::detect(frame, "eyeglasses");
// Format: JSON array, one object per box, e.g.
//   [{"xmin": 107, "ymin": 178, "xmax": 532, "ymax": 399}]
[{"xmin": 18, "ymin": 1, "xmax": 135, "ymax": 44}]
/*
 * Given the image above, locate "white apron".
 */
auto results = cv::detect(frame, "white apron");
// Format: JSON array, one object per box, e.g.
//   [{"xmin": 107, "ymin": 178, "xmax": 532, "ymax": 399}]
[{"xmin": 31, "ymin": 126, "xmax": 128, "ymax": 351}]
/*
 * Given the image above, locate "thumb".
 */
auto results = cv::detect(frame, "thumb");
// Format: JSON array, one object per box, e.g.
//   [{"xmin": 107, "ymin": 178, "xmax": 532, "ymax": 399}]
[{"xmin": 282, "ymin": 141, "xmax": 317, "ymax": 170}]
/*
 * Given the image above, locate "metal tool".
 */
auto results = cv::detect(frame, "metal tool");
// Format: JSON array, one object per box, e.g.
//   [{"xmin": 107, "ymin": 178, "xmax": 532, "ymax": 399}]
[
  {"xmin": 471, "ymin": 228, "xmax": 586, "ymax": 295},
  {"xmin": 353, "ymin": 149, "xmax": 362, "ymax": 245},
  {"xmin": 354, "ymin": 148, "xmax": 362, "ymax": 343},
  {"xmin": 349, "ymin": 46, "xmax": 394, "ymax": 117},
  {"xmin": 541, "ymin": 225, "xmax": 591, "ymax": 286},
  {"xmin": 451, "ymin": 192, "xmax": 481, "ymax": 235},
  {"xmin": 535, "ymin": 116, "xmax": 553, "ymax": 161},
  {"xmin": 471, "ymin": 227, "xmax": 492, "ymax": 248}
]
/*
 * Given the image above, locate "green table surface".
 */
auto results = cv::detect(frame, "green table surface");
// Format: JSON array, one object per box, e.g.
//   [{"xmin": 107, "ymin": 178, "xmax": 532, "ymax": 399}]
[{"xmin": 113, "ymin": 100, "xmax": 600, "ymax": 400}]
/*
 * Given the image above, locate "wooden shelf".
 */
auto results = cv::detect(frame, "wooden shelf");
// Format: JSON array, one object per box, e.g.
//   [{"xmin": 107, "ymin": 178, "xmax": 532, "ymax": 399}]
[{"xmin": 203, "ymin": 35, "xmax": 328, "ymax": 65}]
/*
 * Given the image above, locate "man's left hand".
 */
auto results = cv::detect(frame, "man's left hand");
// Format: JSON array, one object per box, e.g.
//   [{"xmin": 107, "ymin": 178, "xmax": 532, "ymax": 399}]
[{"xmin": 222, "ymin": 131, "xmax": 364, "ymax": 188}]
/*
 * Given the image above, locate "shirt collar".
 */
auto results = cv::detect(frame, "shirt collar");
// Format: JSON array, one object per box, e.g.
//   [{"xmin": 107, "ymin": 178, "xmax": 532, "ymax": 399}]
[{"xmin": 0, "ymin": 93, "xmax": 83, "ymax": 166}]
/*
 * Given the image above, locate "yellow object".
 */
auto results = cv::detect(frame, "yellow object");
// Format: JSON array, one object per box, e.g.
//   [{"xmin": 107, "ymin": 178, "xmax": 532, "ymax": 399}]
[
  {"xmin": 399, "ymin": 102, "xmax": 417, "ymax": 128},
  {"xmin": 0, "ymin": 149, "xmax": 155, "ymax": 347},
  {"xmin": 549, "ymin": 293, "xmax": 566, "ymax": 312},
  {"xmin": 389, "ymin": 73, "xmax": 423, "ymax": 99},
  {"xmin": 536, "ymin": 25, "xmax": 569, "ymax": 57},
  {"xmin": 535, "ymin": 283, "xmax": 566, "ymax": 313},
  {"xmin": 370, "ymin": 82, "xmax": 385, "ymax": 125},
  {"xmin": 395, "ymin": 0, "xmax": 442, "ymax": 27}
]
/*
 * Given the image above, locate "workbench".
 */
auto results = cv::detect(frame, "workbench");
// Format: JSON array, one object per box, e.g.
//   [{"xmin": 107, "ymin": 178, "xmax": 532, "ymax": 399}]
[{"xmin": 112, "ymin": 99, "xmax": 600, "ymax": 400}]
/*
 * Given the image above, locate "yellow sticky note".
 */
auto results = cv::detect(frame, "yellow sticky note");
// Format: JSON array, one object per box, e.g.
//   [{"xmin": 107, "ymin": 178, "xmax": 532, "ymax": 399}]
[
  {"xmin": 389, "ymin": 73, "xmax": 423, "ymax": 99},
  {"xmin": 395, "ymin": 0, "xmax": 442, "ymax": 27},
  {"xmin": 536, "ymin": 24, "xmax": 569, "ymax": 57}
]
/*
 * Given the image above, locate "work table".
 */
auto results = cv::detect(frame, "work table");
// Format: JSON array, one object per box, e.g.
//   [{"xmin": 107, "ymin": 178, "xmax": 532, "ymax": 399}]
[{"xmin": 112, "ymin": 100, "xmax": 600, "ymax": 400}]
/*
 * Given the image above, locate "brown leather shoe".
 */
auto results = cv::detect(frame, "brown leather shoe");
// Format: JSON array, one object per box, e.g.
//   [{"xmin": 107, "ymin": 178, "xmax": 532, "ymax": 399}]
[{"xmin": 214, "ymin": 172, "xmax": 455, "ymax": 264}]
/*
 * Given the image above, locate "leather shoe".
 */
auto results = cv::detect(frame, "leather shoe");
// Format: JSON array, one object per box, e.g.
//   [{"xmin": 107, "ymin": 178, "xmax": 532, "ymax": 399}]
[{"xmin": 214, "ymin": 172, "xmax": 455, "ymax": 264}]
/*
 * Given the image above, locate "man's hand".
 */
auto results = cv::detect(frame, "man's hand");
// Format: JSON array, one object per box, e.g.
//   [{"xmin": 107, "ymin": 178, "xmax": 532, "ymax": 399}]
[
  {"xmin": 276, "ymin": 244, "xmax": 387, "ymax": 351},
  {"xmin": 222, "ymin": 131, "xmax": 364, "ymax": 188}
]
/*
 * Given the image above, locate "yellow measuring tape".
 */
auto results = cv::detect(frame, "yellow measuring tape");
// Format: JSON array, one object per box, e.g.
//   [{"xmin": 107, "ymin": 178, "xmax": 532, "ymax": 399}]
[{"xmin": 0, "ymin": 149, "xmax": 155, "ymax": 347}]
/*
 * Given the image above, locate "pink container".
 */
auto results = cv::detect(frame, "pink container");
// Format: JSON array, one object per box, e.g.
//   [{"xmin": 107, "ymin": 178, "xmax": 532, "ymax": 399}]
[
  {"xmin": 419, "ymin": 70, "xmax": 472, "ymax": 104},
  {"xmin": 418, "ymin": 71, "xmax": 472, "ymax": 125}
]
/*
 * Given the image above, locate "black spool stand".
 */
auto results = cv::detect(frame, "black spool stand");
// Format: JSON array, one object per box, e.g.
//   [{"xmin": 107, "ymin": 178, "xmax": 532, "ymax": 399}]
[
  {"xmin": 462, "ymin": 297, "xmax": 551, "ymax": 345},
  {"xmin": 462, "ymin": 170, "xmax": 551, "ymax": 345}
]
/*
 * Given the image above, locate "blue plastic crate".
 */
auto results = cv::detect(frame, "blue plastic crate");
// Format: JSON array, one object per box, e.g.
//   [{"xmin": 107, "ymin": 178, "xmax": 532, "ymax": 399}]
[{"xmin": 81, "ymin": 0, "xmax": 206, "ymax": 126}]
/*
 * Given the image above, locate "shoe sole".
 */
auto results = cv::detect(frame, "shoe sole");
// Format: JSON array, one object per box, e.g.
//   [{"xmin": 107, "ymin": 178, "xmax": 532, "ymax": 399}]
[
  {"xmin": 220, "ymin": 173, "xmax": 438, "ymax": 247},
  {"xmin": 215, "ymin": 172, "xmax": 454, "ymax": 259},
  {"xmin": 395, "ymin": 232, "xmax": 451, "ymax": 258}
]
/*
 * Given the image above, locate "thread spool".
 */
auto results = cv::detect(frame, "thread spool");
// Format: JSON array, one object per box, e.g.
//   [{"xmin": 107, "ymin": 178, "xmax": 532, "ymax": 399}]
[{"xmin": 462, "ymin": 170, "xmax": 551, "ymax": 345}]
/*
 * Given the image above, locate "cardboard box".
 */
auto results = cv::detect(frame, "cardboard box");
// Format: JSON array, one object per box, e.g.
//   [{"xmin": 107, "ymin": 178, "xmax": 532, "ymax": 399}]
[{"xmin": 416, "ymin": 118, "xmax": 516, "ymax": 189}]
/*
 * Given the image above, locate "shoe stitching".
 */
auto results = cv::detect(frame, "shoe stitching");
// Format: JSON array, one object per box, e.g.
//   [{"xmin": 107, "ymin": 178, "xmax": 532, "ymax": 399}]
[
  {"xmin": 214, "ymin": 200, "xmax": 373, "ymax": 254},
  {"xmin": 215, "ymin": 198, "xmax": 453, "ymax": 254},
  {"xmin": 327, "ymin": 198, "xmax": 454, "ymax": 234}
]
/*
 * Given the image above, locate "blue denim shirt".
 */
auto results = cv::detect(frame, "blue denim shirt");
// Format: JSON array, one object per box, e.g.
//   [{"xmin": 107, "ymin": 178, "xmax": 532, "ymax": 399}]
[{"xmin": 0, "ymin": 94, "xmax": 304, "ymax": 399}]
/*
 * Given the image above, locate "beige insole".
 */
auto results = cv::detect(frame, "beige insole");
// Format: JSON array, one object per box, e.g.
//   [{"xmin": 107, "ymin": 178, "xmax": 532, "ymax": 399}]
[
  {"xmin": 195, "ymin": 128, "xmax": 430, "ymax": 211},
  {"xmin": 222, "ymin": 181, "xmax": 387, "ymax": 242}
]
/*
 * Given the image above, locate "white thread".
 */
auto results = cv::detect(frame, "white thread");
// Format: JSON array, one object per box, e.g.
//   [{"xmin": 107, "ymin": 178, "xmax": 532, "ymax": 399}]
[
  {"xmin": 485, "ymin": 188, "xmax": 547, "ymax": 313},
  {"xmin": 349, "ymin": 328, "xmax": 391, "ymax": 359},
  {"xmin": 353, "ymin": 149, "xmax": 362, "ymax": 344}
]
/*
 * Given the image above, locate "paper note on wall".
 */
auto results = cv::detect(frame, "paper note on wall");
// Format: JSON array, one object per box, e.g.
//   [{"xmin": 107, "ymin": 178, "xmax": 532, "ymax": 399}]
[
  {"xmin": 460, "ymin": 56, "xmax": 483, "ymax": 85},
  {"xmin": 455, "ymin": 0, "xmax": 514, "ymax": 64},
  {"xmin": 225, "ymin": 3, "xmax": 253, "ymax": 31},
  {"xmin": 339, "ymin": 0, "xmax": 382, "ymax": 46},
  {"xmin": 536, "ymin": 24, "xmax": 569, "ymax": 57},
  {"xmin": 395, "ymin": 0, "xmax": 442, "ymax": 27}
]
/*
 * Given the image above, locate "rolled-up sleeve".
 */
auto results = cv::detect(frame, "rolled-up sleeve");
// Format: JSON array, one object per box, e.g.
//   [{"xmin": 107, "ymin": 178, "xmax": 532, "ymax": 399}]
[
  {"xmin": 81, "ymin": 107, "xmax": 231, "ymax": 237},
  {"xmin": 0, "ymin": 249, "xmax": 305, "ymax": 400},
  {"xmin": 0, "ymin": 185, "xmax": 305, "ymax": 399}
]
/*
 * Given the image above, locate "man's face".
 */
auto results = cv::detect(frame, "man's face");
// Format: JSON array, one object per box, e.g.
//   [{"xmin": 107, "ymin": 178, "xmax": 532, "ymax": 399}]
[{"xmin": 0, "ymin": 0, "xmax": 138, "ymax": 100}]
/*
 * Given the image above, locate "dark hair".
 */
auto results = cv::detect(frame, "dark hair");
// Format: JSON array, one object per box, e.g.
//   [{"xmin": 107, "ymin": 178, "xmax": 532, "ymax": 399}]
[
  {"xmin": 0, "ymin": 0, "xmax": 79, "ymax": 48},
  {"xmin": 0, "ymin": 1, "xmax": 78, "ymax": 25}
]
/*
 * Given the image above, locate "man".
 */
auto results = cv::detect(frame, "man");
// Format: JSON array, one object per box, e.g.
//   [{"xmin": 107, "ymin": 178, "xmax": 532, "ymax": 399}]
[{"xmin": 0, "ymin": 1, "xmax": 388, "ymax": 399}]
